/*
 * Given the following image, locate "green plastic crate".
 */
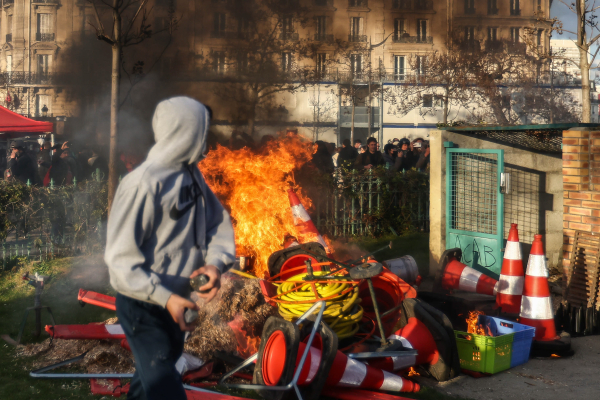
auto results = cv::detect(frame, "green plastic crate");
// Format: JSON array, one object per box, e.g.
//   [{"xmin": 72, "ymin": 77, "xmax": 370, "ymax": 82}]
[{"xmin": 454, "ymin": 326, "xmax": 514, "ymax": 374}]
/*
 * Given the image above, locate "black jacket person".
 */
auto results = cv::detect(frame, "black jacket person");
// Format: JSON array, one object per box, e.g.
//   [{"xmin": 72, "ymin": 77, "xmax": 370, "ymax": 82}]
[
  {"xmin": 7, "ymin": 140, "xmax": 37, "ymax": 184},
  {"xmin": 355, "ymin": 137, "xmax": 385, "ymax": 170}
]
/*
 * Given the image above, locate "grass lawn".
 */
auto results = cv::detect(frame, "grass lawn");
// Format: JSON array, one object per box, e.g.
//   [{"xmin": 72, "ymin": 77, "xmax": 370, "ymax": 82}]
[{"xmin": 0, "ymin": 241, "xmax": 468, "ymax": 400}]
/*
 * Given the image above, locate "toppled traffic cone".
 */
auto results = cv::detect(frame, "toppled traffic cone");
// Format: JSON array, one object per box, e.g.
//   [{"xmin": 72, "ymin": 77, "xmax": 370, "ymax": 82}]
[
  {"xmin": 496, "ymin": 224, "xmax": 525, "ymax": 314},
  {"xmin": 287, "ymin": 189, "xmax": 330, "ymax": 253},
  {"xmin": 367, "ymin": 298, "xmax": 460, "ymax": 382},
  {"xmin": 519, "ymin": 234, "xmax": 572, "ymax": 356},
  {"xmin": 438, "ymin": 248, "xmax": 499, "ymax": 296},
  {"xmin": 254, "ymin": 317, "xmax": 419, "ymax": 399}
]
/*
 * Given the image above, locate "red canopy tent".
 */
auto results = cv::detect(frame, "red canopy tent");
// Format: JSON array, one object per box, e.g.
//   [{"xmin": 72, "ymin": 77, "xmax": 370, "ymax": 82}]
[{"xmin": 0, "ymin": 105, "xmax": 53, "ymax": 137}]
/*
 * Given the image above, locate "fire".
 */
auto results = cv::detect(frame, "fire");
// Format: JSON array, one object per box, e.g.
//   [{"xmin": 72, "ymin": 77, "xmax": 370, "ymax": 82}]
[
  {"xmin": 227, "ymin": 314, "xmax": 261, "ymax": 359},
  {"xmin": 466, "ymin": 311, "xmax": 489, "ymax": 336},
  {"xmin": 408, "ymin": 367, "xmax": 420, "ymax": 377},
  {"xmin": 199, "ymin": 133, "xmax": 318, "ymax": 278},
  {"xmin": 550, "ymin": 354, "xmax": 561, "ymax": 358}
]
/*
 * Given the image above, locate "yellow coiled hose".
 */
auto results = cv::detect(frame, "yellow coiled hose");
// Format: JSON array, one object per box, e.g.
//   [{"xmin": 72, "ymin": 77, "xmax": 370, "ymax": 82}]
[{"xmin": 276, "ymin": 271, "xmax": 362, "ymax": 339}]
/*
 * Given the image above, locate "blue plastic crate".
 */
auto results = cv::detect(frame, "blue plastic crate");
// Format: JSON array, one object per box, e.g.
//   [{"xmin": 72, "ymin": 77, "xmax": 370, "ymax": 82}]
[{"xmin": 481, "ymin": 316, "xmax": 535, "ymax": 368}]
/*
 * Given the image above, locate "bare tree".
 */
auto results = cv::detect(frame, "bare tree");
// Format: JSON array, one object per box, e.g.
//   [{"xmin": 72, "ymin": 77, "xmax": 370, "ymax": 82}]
[
  {"xmin": 307, "ymin": 84, "xmax": 337, "ymax": 141},
  {"xmin": 88, "ymin": 0, "xmax": 177, "ymax": 210}
]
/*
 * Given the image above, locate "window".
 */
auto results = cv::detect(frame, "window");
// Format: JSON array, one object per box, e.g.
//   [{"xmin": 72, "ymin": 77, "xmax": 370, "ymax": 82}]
[
  {"xmin": 350, "ymin": 17, "xmax": 363, "ymax": 37},
  {"xmin": 510, "ymin": 0, "xmax": 520, "ymax": 15},
  {"xmin": 488, "ymin": 27, "xmax": 498, "ymax": 41},
  {"xmin": 37, "ymin": 13, "xmax": 54, "ymax": 41},
  {"xmin": 213, "ymin": 13, "xmax": 226, "ymax": 37},
  {"xmin": 415, "ymin": 55, "xmax": 426, "ymax": 75},
  {"xmin": 38, "ymin": 54, "xmax": 51, "ymax": 76},
  {"xmin": 510, "ymin": 27, "xmax": 520, "ymax": 42},
  {"xmin": 37, "ymin": 95, "xmax": 51, "ymax": 117},
  {"xmin": 394, "ymin": 55, "xmax": 405, "ymax": 80},
  {"xmin": 238, "ymin": 16, "xmax": 250, "ymax": 38},
  {"xmin": 536, "ymin": 29, "xmax": 543, "ymax": 46},
  {"xmin": 7, "ymin": 15, "xmax": 12, "ymax": 34},
  {"xmin": 394, "ymin": 19, "xmax": 405, "ymax": 40},
  {"xmin": 281, "ymin": 52, "xmax": 293, "ymax": 72},
  {"xmin": 212, "ymin": 51, "xmax": 225, "ymax": 73},
  {"xmin": 423, "ymin": 94, "xmax": 433, "ymax": 108},
  {"xmin": 316, "ymin": 16, "xmax": 327, "ymax": 40},
  {"xmin": 349, "ymin": 0, "xmax": 366, "ymax": 7},
  {"xmin": 464, "ymin": 26, "xmax": 475, "ymax": 43},
  {"xmin": 6, "ymin": 55, "xmax": 11, "ymax": 73},
  {"xmin": 487, "ymin": 0, "xmax": 498, "ymax": 15},
  {"xmin": 350, "ymin": 54, "xmax": 362, "ymax": 77},
  {"xmin": 237, "ymin": 52, "xmax": 249, "ymax": 73},
  {"xmin": 316, "ymin": 53, "xmax": 328, "ymax": 75},
  {"xmin": 537, "ymin": 0, "xmax": 542, "ymax": 11},
  {"xmin": 434, "ymin": 95, "xmax": 443, "ymax": 107},
  {"xmin": 416, "ymin": 20, "xmax": 427, "ymax": 42},
  {"xmin": 464, "ymin": 0, "xmax": 475, "ymax": 14},
  {"xmin": 282, "ymin": 17, "xmax": 293, "ymax": 34}
]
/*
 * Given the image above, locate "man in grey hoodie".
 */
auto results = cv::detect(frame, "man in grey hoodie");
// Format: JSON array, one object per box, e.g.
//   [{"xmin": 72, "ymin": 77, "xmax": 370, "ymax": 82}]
[{"xmin": 105, "ymin": 97, "xmax": 235, "ymax": 399}]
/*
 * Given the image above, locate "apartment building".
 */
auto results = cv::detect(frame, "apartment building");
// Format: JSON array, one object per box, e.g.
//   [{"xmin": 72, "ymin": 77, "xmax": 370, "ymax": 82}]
[{"xmin": 0, "ymin": 0, "xmax": 565, "ymax": 143}]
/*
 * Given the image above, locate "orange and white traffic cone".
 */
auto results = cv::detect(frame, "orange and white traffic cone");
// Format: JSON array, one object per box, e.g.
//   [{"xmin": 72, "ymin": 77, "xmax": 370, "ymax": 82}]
[
  {"xmin": 368, "ymin": 317, "xmax": 439, "ymax": 373},
  {"xmin": 496, "ymin": 224, "xmax": 525, "ymax": 314},
  {"xmin": 287, "ymin": 189, "xmax": 330, "ymax": 253},
  {"xmin": 519, "ymin": 234, "xmax": 558, "ymax": 341},
  {"xmin": 261, "ymin": 331, "xmax": 419, "ymax": 393},
  {"xmin": 439, "ymin": 249, "xmax": 499, "ymax": 296}
]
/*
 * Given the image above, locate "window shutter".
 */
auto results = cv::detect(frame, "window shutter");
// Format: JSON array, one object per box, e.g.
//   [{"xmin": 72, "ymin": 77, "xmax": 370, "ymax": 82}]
[{"xmin": 359, "ymin": 17, "xmax": 364, "ymax": 35}]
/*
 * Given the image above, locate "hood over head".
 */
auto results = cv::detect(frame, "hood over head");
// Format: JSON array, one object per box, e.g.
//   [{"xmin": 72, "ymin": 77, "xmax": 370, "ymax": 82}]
[{"xmin": 148, "ymin": 97, "xmax": 210, "ymax": 165}]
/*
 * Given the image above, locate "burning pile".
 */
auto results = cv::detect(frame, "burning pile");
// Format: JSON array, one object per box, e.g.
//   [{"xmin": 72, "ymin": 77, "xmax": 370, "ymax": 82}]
[
  {"xmin": 199, "ymin": 133, "xmax": 318, "ymax": 278},
  {"xmin": 466, "ymin": 311, "xmax": 492, "ymax": 337}
]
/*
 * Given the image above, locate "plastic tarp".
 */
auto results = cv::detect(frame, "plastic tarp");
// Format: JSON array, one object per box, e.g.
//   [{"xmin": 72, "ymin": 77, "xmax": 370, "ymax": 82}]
[{"xmin": 0, "ymin": 105, "xmax": 53, "ymax": 135}]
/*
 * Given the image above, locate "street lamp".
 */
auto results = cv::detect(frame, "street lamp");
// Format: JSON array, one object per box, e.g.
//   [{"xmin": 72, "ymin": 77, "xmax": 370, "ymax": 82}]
[{"xmin": 41, "ymin": 105, "xmax": 48, "ymax": 117}]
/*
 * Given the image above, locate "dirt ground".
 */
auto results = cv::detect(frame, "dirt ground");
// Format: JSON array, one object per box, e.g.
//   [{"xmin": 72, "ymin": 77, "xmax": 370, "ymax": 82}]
[{"xmin": 417, "ymin": 335, "xmax": 600, "ymax": 400}]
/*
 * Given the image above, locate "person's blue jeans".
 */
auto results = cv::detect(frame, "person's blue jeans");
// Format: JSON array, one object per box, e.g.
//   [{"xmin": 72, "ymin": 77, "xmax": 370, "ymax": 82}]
[{"xmin": 116, "ymin": 294, "xmax": 186, "ymax": 400}]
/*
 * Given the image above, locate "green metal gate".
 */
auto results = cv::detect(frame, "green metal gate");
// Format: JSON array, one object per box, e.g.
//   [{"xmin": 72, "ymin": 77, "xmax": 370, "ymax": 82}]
[{"xmin": 446, "ymin": 149, "xmax": 504, "ymax": 279}]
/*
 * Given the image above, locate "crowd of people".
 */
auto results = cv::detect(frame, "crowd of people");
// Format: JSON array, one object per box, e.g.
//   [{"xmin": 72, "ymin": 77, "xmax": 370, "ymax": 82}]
[
  {"xmin": 0, "ymin": 138, "xmax": 141, "ymax": 186},
  {"xmin": 312, "ymin": 136, "xmax": 430, "ymax": 174}
]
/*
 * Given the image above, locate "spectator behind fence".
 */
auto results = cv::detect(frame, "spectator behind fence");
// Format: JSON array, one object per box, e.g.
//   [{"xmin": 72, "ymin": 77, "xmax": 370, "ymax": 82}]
[
  {"xmin": 337, "ymin": 138, "xmax": 358, "ymax": 169},
  {"xmin": 411, "ymin": 138, "xmax": 430, "ymax": 172},
  {"xmin": 311, "ymin": 140, "xmax": 335, "ymax": 173},
  {"xmin": 391, "ymin": 138, "xmax": 414, "ymax": 172},
  {"xmin": 7, "ymin": 140, "xmax": 37, "ymax": 184},
  {"xmin": 87, "ymin": 148, "xmax": 109, "ymax": 180},
  {"xmin": 355, "ymin": 138, "xmax": 385, "ymax": 170},
  {"xmin": 37, "ymin": 141, "xmax": 51, "ymax": 182},
  {"xmin": 382, "ymin": 143, "xmax": 397, "ymax": 169},
  {"xmin": 354, "ymin": 139, "xmax": 362, "ymax": 150},
  {"xmin": 332, "ymin": 146, "xmax": 341, "ymax": 168},
  {"xmin": 60, "ymin": 141, "xmax": 80, "ymax": 182},
  {"xmin": 43, "ymin": 144, "xmax": 71, "ymax": 186}
]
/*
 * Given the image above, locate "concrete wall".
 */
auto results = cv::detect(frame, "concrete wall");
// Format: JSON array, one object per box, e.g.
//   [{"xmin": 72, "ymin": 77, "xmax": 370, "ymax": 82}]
[{"xmin": 429, "ymin": 129, "xmax": 563, "ymax": 278}]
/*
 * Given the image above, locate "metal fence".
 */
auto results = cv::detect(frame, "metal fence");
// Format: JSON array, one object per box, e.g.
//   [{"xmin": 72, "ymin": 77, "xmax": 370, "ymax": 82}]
[
  {"xmin": 310, "ymin": 169, "xmax": 430, "ymax": 237},
  {"xmin": 0, "ymin": 181, "xmax": 107, "ymax": 270}
]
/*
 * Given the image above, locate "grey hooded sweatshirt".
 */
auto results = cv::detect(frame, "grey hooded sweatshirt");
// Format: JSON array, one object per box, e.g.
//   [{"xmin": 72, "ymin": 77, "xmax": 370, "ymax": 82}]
[{"xmin": 105, "ymin": 97, "xmax": 236, "ymax": 307}]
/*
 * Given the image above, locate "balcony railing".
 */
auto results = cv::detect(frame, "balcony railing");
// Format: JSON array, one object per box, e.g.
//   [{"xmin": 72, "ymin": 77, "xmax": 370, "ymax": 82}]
[
  {"xmin": 488, "ymin": 7, "xmax": 499, "ymax": 15},
  {"xmin": 36, "ymin": 32, "xmax": 55, "ymax": 42},
  {"xmin": 392, "ymin": 0, "xmax": 411, "ymax": 9},
  {"xmin": 32, "ymin": 0, "xmax": 59, "ymax": 3},
  {"xmin": 314, "ymin": 0, "xmax": 333, "ymax": 6},
  {"xmin": 464, "ymin": 7, "xmax": 475, "ymax": 14},
  {"xmin": 348, "ymin": 34, "xmax": 367, "ymax": 42},
  {"xmin": 314, "ymin": 34, "xmax": 334, "ymax": 43},
  {"xmin": 507, "ymin": 41, "xmax": 526, "ymax": 54},
  {"xmin": 6, "ymin": 33, "xmax": 11, "ymax": 43},
  {"xmin": 279, "ymin": 32, "xmax": 299, "ymax": 41},
  {"xmin": 3, "ymin": 0, "xmax": 13, "ymax": 6},
  {"xmin": 393, "ymin": 35, "xmax": 433, "ymax": 44},
  {"xmin": 510, "ymin": 8, "xmax": 521, "ymax": 16},
  {"xmin": 485, "ymin": 40, "xmax": 504, "ymax": 52},
  {"xmin": 0, "ymin": 72, "xmax": 67, "ymax": 86},
  {"xmin": 414, "ymin": 0, "xmax": 433, "ymax": 10},
  {"xmin": 210, "ymin": 31, "xmax": 251, "ymax": 40},
  {"xmin": 348, "ymin": 0, "xmax": 367, "ymax": 7}
]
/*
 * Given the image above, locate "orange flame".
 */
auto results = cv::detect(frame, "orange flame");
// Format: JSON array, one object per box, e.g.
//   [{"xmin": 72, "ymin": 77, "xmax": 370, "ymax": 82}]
[
  {"xmin": 199, "ymin": 134, "xmax": 318, "ymax": 278},
  {"xmin": 227, "ymin": 314, "xmax": 261, "ymax": 359},
  {"xmin": 466, "ymin": 311, "xmax": 489, "ymax": 336},
  {"xmin": 550, "ymin": 354, "xmax": 561, "ymax": 358},
  {"xmin": 408, "ymin": 367, "xmax": 420, "ymax": 377}
]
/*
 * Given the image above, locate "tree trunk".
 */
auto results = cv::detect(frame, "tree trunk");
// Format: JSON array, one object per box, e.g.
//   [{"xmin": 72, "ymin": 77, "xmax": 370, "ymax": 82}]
[
  {"xmin": 107, "ymin": 12, "xmax": 121, "ymax": 214},
  {"xmin": 443, "ymin": 87, "xmax": 449, "ymax": 124},
  {"xmin": 350, "ymin": 100, "xmax": 355, "ymax": 145},
  {"xmin": 577, "ymin": 0, "xmax": 591, "ymax": 123}
]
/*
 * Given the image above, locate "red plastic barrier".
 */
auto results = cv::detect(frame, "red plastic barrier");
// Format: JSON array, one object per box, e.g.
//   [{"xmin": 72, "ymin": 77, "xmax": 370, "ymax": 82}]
[
  {"xmin": 90, "ymin": 379, "xmax": 129, "ymax": 396},
  {"xmin": 78, "ymin": 289, "xmax": 116, "ymax": 311},
  {"xmin": 46, "ymin": 324, "xmax": 126, "ymax": 340}
]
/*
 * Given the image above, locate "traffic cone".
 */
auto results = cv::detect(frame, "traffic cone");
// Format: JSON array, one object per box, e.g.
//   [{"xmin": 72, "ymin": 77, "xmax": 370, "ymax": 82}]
[
  {"xmin": 496, "ymin": 224, "xmax": 525, "ymax": 314},
  {"xmin": 260, "ymin": 330, "xmax": 419, "ymax": 393},
  {"xmin": 368, "ymin": 317, "xmax": 438, "ymax": 373},
  {"xmin": 439, "ymin": 249, "xmax": 499, "ymax": 296},
  {"xmin": 519, "ymin": 234, "xmax": 559, "ymax": 341},
  {"xmin": 287, "ymin": 189, "xmax": 330, "ymax": 253}
]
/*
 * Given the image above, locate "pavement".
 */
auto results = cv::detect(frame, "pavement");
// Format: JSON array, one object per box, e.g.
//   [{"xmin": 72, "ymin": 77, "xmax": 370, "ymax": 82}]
[{"xmin": 419, "ymin": 335, "xmax": 600, "ymax": 400}]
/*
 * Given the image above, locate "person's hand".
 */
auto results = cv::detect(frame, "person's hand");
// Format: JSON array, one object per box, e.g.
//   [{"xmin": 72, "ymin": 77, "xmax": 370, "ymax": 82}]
[
  {"xmin": 191, "ymin": 265, "xmax": 221, "ymax": 302},
  {"xmin": 10, "ymin": 149, "xmax": 17, "ymax": 159},
  {"xmin": 365, "ymin": 164, "xmax": 372, "ymax": 169},
  {"xmin": 425, "ymin": 147, "xmax": 430, "ymax": 157},
  {"xmin": 166, "ymin": 294, "xmax": 199, "ymax": 332},
  {"xmin": 61, "ymin": 141, "xmax": 69, "ymax": 150}
]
